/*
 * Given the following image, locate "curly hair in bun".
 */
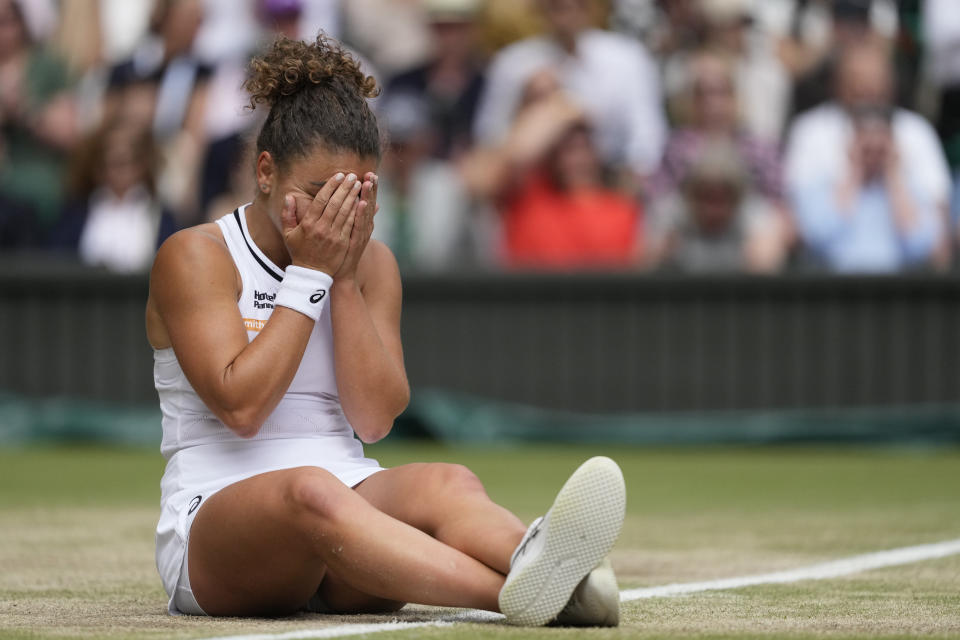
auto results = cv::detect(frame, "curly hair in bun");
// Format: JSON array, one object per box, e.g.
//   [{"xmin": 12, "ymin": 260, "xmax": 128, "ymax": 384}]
[{"xmin": 245, "ymin": 34, "xmax": 381, "ymax": 167}]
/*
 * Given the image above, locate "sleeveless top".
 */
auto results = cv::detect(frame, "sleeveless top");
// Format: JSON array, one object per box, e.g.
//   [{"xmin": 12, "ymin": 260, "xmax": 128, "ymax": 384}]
[{"xmin": 154, "ymin": 204, "xmax": 381, "ymax": 500}]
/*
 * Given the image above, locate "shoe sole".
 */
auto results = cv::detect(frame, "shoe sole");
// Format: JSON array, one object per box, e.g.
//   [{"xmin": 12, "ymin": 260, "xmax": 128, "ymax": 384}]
[{"xmin": 499, "ymin": 456, "xmax": 626, "ymax": 626}]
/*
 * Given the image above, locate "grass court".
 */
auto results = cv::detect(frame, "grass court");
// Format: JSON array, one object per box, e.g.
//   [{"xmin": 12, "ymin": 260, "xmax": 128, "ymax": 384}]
[{"xmin": 1, "ymin": 442, "xmax": 958, "ymax": 639}]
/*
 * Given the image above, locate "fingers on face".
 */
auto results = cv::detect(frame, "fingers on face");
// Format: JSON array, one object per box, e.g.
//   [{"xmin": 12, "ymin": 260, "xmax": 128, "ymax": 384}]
[
  {"xmin": 328, "ymin": 173, "xmax": 362, "ymax": 232},
  {"xmin": 302, "ymin": 172, "xmax": 344, "ymax": 224},
  {"xmin": 351, "ymin": 199, "xmax": 370, "ymax": 241}
]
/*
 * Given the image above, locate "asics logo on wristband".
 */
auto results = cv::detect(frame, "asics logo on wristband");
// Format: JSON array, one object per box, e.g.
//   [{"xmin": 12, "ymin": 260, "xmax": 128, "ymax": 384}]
[{"xmin": 310, "ymin": 290, "xmax": 327, "ymax": 304}]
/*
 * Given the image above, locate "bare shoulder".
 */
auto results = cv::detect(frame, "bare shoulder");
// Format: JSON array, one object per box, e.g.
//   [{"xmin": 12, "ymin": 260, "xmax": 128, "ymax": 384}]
[
  {"xmin": 147, "ymin": 223, "xmax": 239, "ymax": 348},
  {"xmin": 150, "ymin": 223, "xmax": 242, "ymax": 307},
  {"xmin": 153, "ymin": 223, "xmax": 229, "ymax": 273},
  {"xmin": 357, "ymin": 240, "xmax": 401, "ymax": 293}
]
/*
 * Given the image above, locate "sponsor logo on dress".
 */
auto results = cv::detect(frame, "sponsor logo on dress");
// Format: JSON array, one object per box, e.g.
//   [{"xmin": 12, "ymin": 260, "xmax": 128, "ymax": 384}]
[
  {"xmin": 253, "ymin": 290, "xmax": 276, "ymax": 309},
  {"xmin": 244, "ymin": 318, "xmax": 266, "ymax": 332}
]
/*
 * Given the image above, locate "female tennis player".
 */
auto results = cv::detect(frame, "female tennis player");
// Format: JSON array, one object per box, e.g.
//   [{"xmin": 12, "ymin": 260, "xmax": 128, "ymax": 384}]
[{"xmin": 145, "ymin": 34, "xmax": 625, "ymax": 626}]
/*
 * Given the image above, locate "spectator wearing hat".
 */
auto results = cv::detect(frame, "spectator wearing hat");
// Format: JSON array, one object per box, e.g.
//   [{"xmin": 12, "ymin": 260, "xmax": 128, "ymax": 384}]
[
  {"xmin": 473, "ymin": 0, "xmax": 667, "ymax": 178},
  {"xmin": 784, "ymin": 41, "xmax": 951, "ymax": 268},
  {"xmin": 791, "ymin": 105, "xmax": 943, "ymax": 272},
  {"xmin": 384, "ymin": 0, "xmax": 486, "ymax": 161},
  {"xmin": 646, "ymin": 137, "xmax": 785, "ymax": 273}
]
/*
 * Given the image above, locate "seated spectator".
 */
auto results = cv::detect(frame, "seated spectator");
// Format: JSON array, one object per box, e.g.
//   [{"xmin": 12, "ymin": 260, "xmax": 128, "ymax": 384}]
[
  {"xmin": 646, "ymin": 138, "xmax": 786, "ymax": 273},
  {"xmin": 339, "ymin": 0, "xmax": 432, "ymax": 78},
  {"xmin": 104, "ymin": 0, "xmax": 209, "ymax": 225},
  {"xmin": 473, "ymin": 0, "xmax": 666, "ymax": 177},
  {"xmin": 661, "ymin": 0, "xmax": 790, "ymax": 143},
  {"xmin": 785, "ymin": 41, "xmax": 951, "ymax": 268},
  {"xmin": 653, "ymin": 50, "xmax": 785, "ymax": 206},
  {"xmin": 463, "ymin": 70, "xmax": 642, "ymax": 269},
  {"xmin": 792, "ymin": 105, "xmax": 942, "ymax": 273},
  {"xmin": 0, "ymin": 0, "xmax": 77, "ymax": 246},
  {"xmin": 373, "ymin": 92, "xmax": 471, "ymax": 271},
  {"xmin": 612, "ymin": 0, "xmax": 702, "ymax": 58},
  {"xmin": 384, "ymin": 0, "xmax": 485, "ymax": 161},
  {"xmin": 924, "ymin": 0, "xmax": 960, "ymax": 254},
  {"xmin": 51, "ymin": 120, "xmax": 176, "ymax": 272},
  {"xmin": 781, "ymin": 0, "xmax": 896, "ymax": 119}
]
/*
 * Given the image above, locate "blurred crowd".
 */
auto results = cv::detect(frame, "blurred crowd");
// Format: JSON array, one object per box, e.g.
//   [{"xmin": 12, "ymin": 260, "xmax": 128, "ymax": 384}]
[{"xmin": 1, "ymin": 0, "xmax": 959, "ymax": 274}]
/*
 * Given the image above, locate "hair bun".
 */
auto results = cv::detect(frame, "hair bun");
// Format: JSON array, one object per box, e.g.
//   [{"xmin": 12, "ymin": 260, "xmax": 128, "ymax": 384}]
[{"xmin": 245, "ymin": 33, "xmax": 379, "ymax": 109}]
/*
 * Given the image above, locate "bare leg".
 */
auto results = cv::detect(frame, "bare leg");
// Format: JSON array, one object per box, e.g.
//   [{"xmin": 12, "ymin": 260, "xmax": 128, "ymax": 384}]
[
  {"xmin": 317, "ymin": 463, "xmax": 528, "ymax": 612},
  {"xmin": 187, "ymin": 466, "xmax": 506, "ymax": 616},
  {"xmin": 355, "ymin": 463, "xmax": 527, "ymax": 574}
]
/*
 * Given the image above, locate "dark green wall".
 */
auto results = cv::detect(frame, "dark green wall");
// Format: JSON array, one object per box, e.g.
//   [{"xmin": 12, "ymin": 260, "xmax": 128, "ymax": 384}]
[{"xmin": 2, "ymin": 260, "xmax": 958, "ymax": 412}]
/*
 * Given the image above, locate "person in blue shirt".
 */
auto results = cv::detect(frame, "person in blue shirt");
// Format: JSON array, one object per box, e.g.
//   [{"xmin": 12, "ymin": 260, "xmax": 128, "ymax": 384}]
[{"xmin": 792, "ymin": 105, "xmax": 944, "ymax": 273}]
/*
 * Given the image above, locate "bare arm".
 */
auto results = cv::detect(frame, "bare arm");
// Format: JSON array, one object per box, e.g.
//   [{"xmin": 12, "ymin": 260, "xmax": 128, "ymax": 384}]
[
  {"xmin": 147, "ymin": 174, "xmax": 361, "ymax": 437},
  {"xmin": 330, "ymin": 175, "xmax": 409, "ymax": 443},
  {"xmin": 460, "ymin": 93, "xmax": 585, "ymax": 200},
  {"xmin": 149, "ymin": 229, "xmax": 315, "ymax": 436}
]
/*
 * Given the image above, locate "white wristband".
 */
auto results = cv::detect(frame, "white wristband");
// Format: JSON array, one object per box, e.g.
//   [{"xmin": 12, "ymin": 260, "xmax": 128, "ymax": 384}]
[{"xmin": 274, "ymin": 265, "xmax": 333, "ymax": 322}]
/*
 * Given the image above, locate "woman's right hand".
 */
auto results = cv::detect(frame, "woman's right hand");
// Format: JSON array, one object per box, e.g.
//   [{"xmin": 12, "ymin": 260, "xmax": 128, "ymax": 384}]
[{"xmin": 281, "ymin": 172, "xmax": 362, "ymax": 274}]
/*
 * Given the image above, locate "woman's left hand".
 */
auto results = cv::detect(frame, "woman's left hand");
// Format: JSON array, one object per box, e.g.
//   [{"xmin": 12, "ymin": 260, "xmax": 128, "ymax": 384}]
[{"xmin": 334, "ymin": 172, "xmax": 378, "ymax": 281}]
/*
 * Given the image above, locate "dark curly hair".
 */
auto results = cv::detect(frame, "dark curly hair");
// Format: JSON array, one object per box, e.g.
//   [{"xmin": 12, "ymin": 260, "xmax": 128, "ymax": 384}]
[{"xmin": 245, "ymin": 34, "xmax": 381, "ymax": 168}]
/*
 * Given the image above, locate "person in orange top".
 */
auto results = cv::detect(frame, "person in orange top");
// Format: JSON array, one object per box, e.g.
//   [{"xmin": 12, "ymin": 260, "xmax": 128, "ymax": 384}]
[
  {"xmin": 463, "ymin": 68, "xmax": 642, "ymax": 269},
  {"xmin": 501, "ymin": 121, "xmax": 639, "ymax": 268}
]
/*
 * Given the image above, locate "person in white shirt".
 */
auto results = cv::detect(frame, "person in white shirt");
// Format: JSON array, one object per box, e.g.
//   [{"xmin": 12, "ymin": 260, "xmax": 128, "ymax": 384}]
[
  {"xmin": 473, "ymin": 0, "xmax": 667, "ymax": 176},
  {"xmin": 784, "ymin": 41, "xmax": 952, "ymax": 267}
]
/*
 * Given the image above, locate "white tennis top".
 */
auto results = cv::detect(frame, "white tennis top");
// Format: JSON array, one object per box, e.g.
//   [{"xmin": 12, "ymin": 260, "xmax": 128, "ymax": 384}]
[{"xmin": 154, "ymin": 204, "xmax": 382, "ymax": 501}]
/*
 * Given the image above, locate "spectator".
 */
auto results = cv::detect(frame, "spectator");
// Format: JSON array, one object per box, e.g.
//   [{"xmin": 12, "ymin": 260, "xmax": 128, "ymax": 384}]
[
  {"xmin": 52, "ymin": 120, "xmax": 177, "ymax": 272},
  {"xmin": 791, "ymin": 105, "xmax": 942, "ymax": 273},
  {"xmin": 373, "ymin": 92, "xmax": 471, "ymax": 271},
  {"xmin": 924, "ymin": 0, "xmax": 960, "ymax": 251},
  {"xmin": 198, "ymin": 0, "xmax": 303, "ymax": 220},
  {"xmin": 782, "ymin": 0, "xmax": 897, "ymax": 119},
  {"xmin": 699, "ymin": 0, "xmax": 791, "ymax": 143},
  {"xmin": 653, "ymin": 51, "xmax": 786, "ymax": 207},
  {"xmin": 925, "ymin": 0, "xmax": 960, "ymax": 171},
  {"xmin": 784, "ymin": 41, "xmax": 951, "ymax": 268},
  {"xmin": 612, "ymin": 0, "xmax": 703, "ymax": 57},
  {"xmin": 339, "ymin": 0, "xmax": 432, "ymax": 78},
  {"xmin": 473, "ymin": 0, "xmax": 667, "ymax": 177},
  {"xmin": 463, "ymin": 70, "xmax": 642, "ymax": 269},
  {"xmin": 105, "ymin": 0, "xmax": 209, "ymax": 225},
  {"xmin": 646, "ymin": 138, "xmax": 786, "ymax": 273},
  {"xmin": 0, "ymin": 0, "xmax": 77, "ymax": 246},
  {"xmin": 660, "ymin": 0, "xmax": 790, "ymax": 143},
  {"xmin": 384, "ymin": 0, "xmax": 485, "ymax": 161}
]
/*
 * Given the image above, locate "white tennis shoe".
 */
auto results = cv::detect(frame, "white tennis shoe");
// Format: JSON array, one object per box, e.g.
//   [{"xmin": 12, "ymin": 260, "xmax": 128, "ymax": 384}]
[
  {"xmin": 498, "ymin": 456, "xmax": 626, "ymax": 626},
  {"xmin": 554, "ymin": 558, "xmax": 620, "ymax": 626}
]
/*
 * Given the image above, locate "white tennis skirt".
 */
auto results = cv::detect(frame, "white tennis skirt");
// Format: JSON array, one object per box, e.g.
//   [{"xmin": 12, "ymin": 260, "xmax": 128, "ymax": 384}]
[{"xmin": 156, "ymin": 437, "xmax": 383, "ymax": 614}]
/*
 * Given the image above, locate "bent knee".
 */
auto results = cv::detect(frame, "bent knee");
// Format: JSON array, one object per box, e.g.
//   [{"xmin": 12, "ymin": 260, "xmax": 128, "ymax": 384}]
[
  {"xmin": 423, "ymin": 463, "xmax": 486, "ymax": 495},
  {"xmin": 283, "ymin": 467, "xmax": 354, "ymax": 523}
]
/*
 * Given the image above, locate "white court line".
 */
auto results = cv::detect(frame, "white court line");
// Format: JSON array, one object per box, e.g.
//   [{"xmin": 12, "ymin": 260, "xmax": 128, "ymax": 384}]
[{"xmin": 204, "ymin": 537, "xmax": 960, "ymax": 640}]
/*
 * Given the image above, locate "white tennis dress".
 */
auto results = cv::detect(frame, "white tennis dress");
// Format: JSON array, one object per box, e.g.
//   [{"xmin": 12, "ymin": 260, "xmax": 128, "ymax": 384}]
[{"xmin": 154, "ymin": 204, "xmax": 383, "ymax": 614}]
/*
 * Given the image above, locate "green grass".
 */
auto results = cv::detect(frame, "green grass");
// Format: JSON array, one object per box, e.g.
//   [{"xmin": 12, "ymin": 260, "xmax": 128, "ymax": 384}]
[{"xmin": 1, "ymin": 443, "xmax": 959, "ymax": 639}]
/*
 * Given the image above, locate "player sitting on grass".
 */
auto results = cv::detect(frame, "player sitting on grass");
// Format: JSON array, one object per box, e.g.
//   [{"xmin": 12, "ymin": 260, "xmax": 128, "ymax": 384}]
[{"xmin": 145, "ymin": 33, "xmax": 625, "ymax": 626}]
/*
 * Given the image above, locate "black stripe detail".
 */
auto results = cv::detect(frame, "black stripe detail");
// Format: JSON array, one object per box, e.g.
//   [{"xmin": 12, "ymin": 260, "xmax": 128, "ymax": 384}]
[{"xmin": 233, "ymin": 208, "xmax": 283, "ymax": 282}]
